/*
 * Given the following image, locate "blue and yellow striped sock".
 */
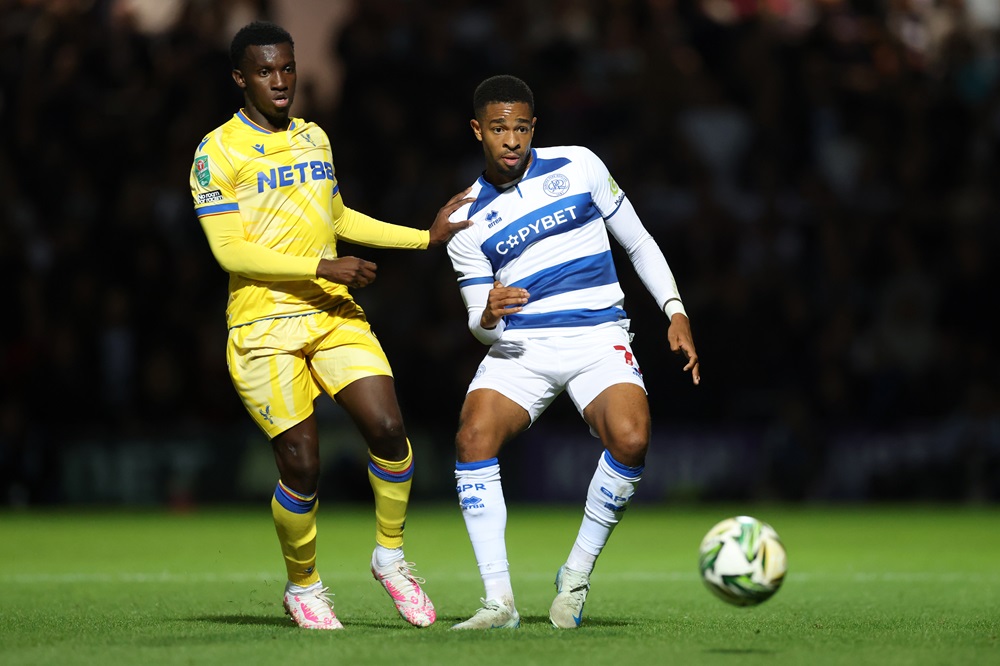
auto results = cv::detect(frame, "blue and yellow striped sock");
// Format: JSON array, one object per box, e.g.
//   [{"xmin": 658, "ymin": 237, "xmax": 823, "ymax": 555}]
[
  {"xmin": 368, "ymin": 440, "xmax": 414, "ymax": 550},
  {"xmin": 271, "ymin": 480, "xmax": 320, "ymax": 587}
]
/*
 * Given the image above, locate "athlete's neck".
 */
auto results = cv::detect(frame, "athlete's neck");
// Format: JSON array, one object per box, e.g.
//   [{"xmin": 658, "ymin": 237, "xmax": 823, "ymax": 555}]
[{"xmin": 242, "ymin": 106, "xmax": 290, "ymax": 132}]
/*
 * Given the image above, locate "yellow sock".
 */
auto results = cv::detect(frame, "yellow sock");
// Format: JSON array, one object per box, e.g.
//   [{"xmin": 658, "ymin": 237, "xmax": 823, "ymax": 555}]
[
  {"xmin": 272, "ymin": 480, "xmax": 320, "ymax": 587},
  {"xmin": 368, "ymin": 440, "xmax": 413, "ymax": 549}
]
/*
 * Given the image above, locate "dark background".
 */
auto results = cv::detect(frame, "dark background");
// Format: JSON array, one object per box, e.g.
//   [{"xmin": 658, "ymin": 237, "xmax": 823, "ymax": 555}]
[{"xmin": 1, "ymin": 0, "xmax": 998, "ymax": 507}]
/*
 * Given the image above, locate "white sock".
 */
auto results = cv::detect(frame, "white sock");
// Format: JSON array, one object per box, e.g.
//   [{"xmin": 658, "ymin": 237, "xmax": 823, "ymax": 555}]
[
  {"xmin": 374, "ymin": 545, "xmax": 404, "ymax": 569},
  {"xmin": 455, "ymin": 458, "xmax": 513, "ymax": 603},
  {"xmin": 286, "ymin": 580, "xmax": 322, "ymax": 594},
  {"xmin": 566, "ymin": 450, "xmax": 644, "ymax": 575}
]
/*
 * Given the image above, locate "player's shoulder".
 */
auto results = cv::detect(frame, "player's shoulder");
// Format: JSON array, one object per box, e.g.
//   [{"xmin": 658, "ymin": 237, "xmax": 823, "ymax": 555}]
[
  {"xmin": 448, "ymin": 179, "xmax": 485, "ymax": 224},
  {"xmin": 194, "ymin": 114, "xmax": 244, "ymax": 156},
  {"xmin": 535, "ymin": 144, "xmax": 600, "ymax": 163},
  {"xmin": 447, "ymin": 180, "xmax": 490, "ymax": 249},
  {"xmin": 291, "ymin": 117, "xmax": 326, "ymax": 137},
  {"xmin": 534, "ymin": 145, "xmax": 607, "ymax": 182}
]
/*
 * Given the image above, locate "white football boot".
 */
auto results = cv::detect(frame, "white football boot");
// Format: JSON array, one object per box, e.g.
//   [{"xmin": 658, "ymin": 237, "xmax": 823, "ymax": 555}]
[
  {"xmin": 549, "ymin": 565, "xmax": 590, "ymax": 628},
  {"xmin": 283, "ymin": 581, "xmax": 344, "ymax": 630},
  {"xmin": 451, "ymin": 596, "xmax": 520, "ymax": 630},
  {"xmin": 370, "ymin": 550, "xmax": 436, "ymax": 627}
]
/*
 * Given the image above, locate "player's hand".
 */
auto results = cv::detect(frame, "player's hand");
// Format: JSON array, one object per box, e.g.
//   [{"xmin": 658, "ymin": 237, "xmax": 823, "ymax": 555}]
[
  {"xmin": 481, "ymin": 280, "xmax": 529, "ymax": 330},
  {"xmin": 316, "ymin": 257, "xmax": 377, "ymax": 288},
  {"xmin": 668, "ymin": 313, "xmax": 700, "ymax": 385},
  {"xmin": 428, "ymin": 187, "xmax": 475, "ymax": 247}
]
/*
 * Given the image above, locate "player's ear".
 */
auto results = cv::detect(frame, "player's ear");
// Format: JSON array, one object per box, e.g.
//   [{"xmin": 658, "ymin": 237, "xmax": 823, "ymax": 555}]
[
  {"xmin": 470, "ymin": 118, "xmax": 483, "ymax": 142},
  {"xmin": 232, "ymin": 68, "xmax": 247, "ymax": 89}
]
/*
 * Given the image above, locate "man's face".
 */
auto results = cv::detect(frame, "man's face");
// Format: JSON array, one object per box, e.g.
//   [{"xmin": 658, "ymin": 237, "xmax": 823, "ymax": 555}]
[
  {"xmin": 471, "ymin": 102, "xmax": 535, "ymax": 185},
  {"xmin": 232, "ymin": 42, "xmax": 296, "ymax": 126}
]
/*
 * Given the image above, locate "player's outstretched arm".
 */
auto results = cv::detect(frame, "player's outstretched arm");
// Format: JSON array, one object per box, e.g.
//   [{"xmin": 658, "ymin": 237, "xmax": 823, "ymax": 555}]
[
  {"xmin": 668, "ymin": 313, "xmax": 700, "ymax": 385},
  {"xmin": 428, "ymin": 187, "xmax": 475, "ymax": 247}
]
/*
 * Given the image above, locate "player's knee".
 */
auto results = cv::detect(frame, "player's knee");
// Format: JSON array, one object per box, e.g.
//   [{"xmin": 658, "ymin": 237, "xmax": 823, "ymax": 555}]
[
  {"xmin": 454, "ymin": 427, "xmax": 477, "ymax": 460},
  {"xmin": 272, "ymin": 437, "xmax": 321, "ymax": 491},
  {"xmin": 363, "ymin": 414, "xmax": 407, "ymax": 450},
  {"xmin": 279, "ymin": 458, "xmax": 320, "ymax": 495},
  {"xmin": 376, "ymin": 420, "xmax": 407, "ymax": 443},
  {"xmin": 604, "ymin": 423, "xmax": 649, "ymax": 465},
  {"xmin": 455, "ymin": 424, "xmax": 495, "ymax": 463}
]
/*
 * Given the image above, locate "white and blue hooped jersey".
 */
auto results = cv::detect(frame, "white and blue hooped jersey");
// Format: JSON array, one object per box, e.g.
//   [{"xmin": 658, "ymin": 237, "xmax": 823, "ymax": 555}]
[{"xmin": 448, "ymin": 145, "xmax": 634, "ymax": 340}]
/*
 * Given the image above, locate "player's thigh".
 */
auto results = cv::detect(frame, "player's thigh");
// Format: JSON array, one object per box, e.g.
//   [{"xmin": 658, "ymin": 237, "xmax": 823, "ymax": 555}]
[
  {"xmin": 334, "ymin": 374, "xmax": 409, "ymax": 461},
  {"xmin": 456, "ymin": 388, "xmax": 531, "ymax": 462},
  {"xmin": 227, "ymin": 319, "xmax": 320, "ymax": 439},
  {"xmin": 582, "ymin": 383, "xmax": 651, "ymax": 454},
  {"xmin": 565, "ymin": 327, "xmax": 649, "ymax": 453},
  {"xmin": 564, "ymin": 326, "xmax": 647, "ymax": 415},
  {"xmin": 466, "ymin": 338, "xmax": 563, "ymax": 424}
]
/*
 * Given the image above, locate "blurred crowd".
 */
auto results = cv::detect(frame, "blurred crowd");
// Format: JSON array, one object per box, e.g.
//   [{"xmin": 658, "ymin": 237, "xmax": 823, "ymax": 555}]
[{"xmin": 1, "ymin": 0, "xmax": 998, "ymax": 504}]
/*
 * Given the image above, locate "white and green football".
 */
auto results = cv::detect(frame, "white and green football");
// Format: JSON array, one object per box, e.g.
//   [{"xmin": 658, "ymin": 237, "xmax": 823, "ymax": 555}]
[{"xmin": 698, "ymin": 515, "xmax": 787, "ymax": 606}]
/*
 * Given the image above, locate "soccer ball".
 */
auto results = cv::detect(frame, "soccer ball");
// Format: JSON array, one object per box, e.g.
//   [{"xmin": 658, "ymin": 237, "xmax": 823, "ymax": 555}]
[{"xmin": 698, "ymin": 515, "xmax": 787, "ymax": 607}]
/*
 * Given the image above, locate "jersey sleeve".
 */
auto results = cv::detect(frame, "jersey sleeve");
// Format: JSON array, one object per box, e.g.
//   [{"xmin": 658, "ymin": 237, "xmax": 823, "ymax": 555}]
[
  {"xmin": 332, "ymin": 193, "xmax": 429, "ymax": 249},
  {"xmin": 190, "ymin": 134, "xmax": 320, "ymax": 281},
  {"xmin": 447, "ymin": 220, "xmax": 505, "ymax": 344},
  {"xmin": 573, "ymin": 145, "xmax": 686, "ymax": 318},
  {"xmin": 576, "ymin": 146, "xmax": 628, "ymax": 220},
  {"xmin": 605, "ymin": 197, "xmax": 686, "ymax": 319},
  {"xmin": 198, "ymin": 211, "xmax": 320, "ymax": 280}
]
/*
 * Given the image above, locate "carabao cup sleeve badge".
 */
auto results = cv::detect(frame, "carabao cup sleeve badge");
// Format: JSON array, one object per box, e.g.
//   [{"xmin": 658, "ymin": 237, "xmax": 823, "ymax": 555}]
[{"xmin": 195, "ymin": 156, "xmax": 211, "ymax": 186}]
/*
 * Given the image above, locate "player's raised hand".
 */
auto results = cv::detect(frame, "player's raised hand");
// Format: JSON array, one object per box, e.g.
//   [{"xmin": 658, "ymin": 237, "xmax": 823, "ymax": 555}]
[
  {"xmin": 316, "ymin": 256, "xmax": 377, "ymax": 288},
  {"xmin": 667, "ymin": 313, "xmax": 700, "ymax": 385},
  {"xmin": 428, "ymin": 187, "xmax": 475, "ymax": 246},
  {"xmin": 481, "ymin": 280, "xmax": 529, "ymax": 330}
]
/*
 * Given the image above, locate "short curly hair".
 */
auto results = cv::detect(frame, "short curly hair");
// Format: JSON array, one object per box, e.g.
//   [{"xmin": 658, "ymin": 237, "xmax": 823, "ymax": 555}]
[
  {"xmin": 230, "ymin": 21, "xmax": 294, "ymax": 69},
  {"xmin": 473, "ymin": 75, "xmax": 534, "ymax": 118}
]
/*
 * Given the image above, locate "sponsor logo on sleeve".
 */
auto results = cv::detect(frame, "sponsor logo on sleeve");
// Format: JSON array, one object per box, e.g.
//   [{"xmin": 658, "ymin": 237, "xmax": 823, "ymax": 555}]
[
  {"xmin": 196, "ymin": 190, "xmax": 224, "ymax": 205},
  {"xmin": 195, "ymin": 156, "xmax": 211, "ymax": 186},
  {"xmin": 608, "ymin": 175, "xmax": 625, "ymax": 206}
]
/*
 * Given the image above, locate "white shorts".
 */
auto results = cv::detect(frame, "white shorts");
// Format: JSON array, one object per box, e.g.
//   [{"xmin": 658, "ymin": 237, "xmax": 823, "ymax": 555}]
[{"xmin": 467, "ymin": 324, "xmax": 647, "ymax": 424}]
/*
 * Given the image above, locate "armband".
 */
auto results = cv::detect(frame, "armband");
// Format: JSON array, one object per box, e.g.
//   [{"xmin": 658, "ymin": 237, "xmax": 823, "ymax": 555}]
[{"xmin": 663, "ymin": 298, "xmax": 687, "ymax": 320}]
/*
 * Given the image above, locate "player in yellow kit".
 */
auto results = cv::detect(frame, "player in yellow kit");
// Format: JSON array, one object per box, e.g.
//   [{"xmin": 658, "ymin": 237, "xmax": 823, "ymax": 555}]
[{"xmin": 189, "ymin": 21, "xmax": 471, "ymax": 630}]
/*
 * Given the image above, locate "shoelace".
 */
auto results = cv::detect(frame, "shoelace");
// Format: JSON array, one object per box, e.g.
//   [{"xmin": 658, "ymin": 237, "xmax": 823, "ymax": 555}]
[
  {"xmin": 387, "ymin": 561, "xmax": 427, "ymax": 585},
  {"xmin": 299, "ymin": 586, "xmax": 335, "ymax": 615},
  {"xmin": 478, "ymin": 598, "xmax": 507, "ymax": 613},
  {"xmin": 560, "ymin": 569, "xmax": 590, "ymax": 595}
]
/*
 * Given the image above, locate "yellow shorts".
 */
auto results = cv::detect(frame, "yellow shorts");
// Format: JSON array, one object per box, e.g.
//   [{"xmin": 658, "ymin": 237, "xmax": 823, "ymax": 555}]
[{"xmin": 226, "ymin": 301, "xmax": 393, "ymax": 438}]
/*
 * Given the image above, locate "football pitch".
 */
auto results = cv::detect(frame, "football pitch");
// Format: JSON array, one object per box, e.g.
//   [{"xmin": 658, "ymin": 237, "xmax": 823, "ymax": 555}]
[{"xmin": 1, "ymin": 505, "xmax": 996, "ymax": 665}]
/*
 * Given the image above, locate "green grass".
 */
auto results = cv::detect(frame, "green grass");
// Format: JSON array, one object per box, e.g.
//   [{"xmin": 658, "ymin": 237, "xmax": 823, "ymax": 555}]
[{"xmin": 0, "ymin": 505, "xmax": 997, "ymax": 665}]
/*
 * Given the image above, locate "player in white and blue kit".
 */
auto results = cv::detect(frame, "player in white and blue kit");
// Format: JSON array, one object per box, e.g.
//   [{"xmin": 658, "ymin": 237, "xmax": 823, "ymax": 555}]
[{"xmin": 448, "ymin": 75, "xmax": 701, "ymax": 630}]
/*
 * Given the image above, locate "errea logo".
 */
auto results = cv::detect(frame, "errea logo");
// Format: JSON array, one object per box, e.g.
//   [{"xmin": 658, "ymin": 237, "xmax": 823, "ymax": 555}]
[
  {"xmin": 460, "ymin": 496, "xmax": 485, "ymax": 510},
  {"xmin": 486, "ymin": 210, "xmax": 503, "ymax": 228}
]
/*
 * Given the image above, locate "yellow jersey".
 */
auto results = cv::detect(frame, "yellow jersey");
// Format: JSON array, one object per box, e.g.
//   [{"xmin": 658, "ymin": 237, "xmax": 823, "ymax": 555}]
[{"xmin": 190, "ymin": 110, "xmax": 428, "ymax": 328}]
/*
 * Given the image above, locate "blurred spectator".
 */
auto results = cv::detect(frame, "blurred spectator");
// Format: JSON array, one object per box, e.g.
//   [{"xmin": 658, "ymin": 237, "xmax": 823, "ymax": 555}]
[{"xmin": 1, "ymin": 0, "xmax": 997, "ymax": 504}]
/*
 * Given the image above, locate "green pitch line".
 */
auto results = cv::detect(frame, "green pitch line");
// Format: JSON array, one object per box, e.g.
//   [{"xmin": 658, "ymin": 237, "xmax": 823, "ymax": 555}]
[{"xmin": 0, "ymin": 505, "xmax": 997, "ymax": 666}]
